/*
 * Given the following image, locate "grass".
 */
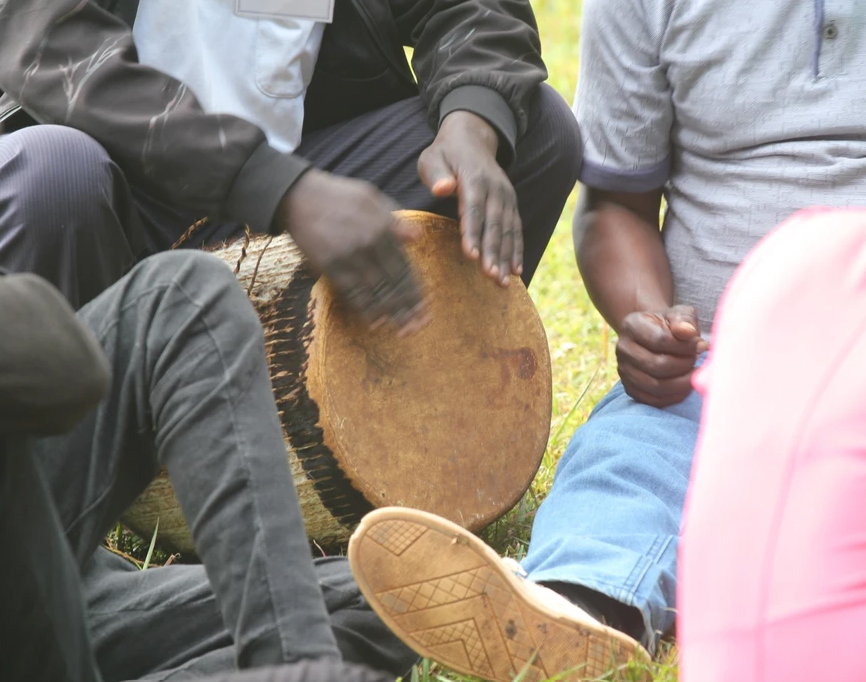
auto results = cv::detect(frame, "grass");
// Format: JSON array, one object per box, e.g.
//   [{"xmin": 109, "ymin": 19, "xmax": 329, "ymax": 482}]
[{"xmin": 408, "ymin": 1, "xmax": 680, "ymax": 680}]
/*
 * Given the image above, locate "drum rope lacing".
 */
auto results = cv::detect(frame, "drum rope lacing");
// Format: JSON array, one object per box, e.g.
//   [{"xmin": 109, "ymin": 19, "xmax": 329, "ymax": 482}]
[{"xmin": 171, "ymin": 217, "xmax": 273, "ymax": 294}]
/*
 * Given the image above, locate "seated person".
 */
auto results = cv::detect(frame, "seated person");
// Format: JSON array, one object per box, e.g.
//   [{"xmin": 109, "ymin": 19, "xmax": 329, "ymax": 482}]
[
  {"xmin": 680, "ymin": 210, "xmax": 866, "ymax": 682},
  {"xmin": 0, "ymin": 2, "xmax": 579, "ymax": 677},
  {"xmin": 344, "ymin": 0, "xmax": 866, "ymax": 679},
  {"xmin": 0, "ymin": 251, "xmax": 416, "ymax": 681},
  {"xmin": 0, "ymin": 0, "xmax": 580, "ymax": 311}
]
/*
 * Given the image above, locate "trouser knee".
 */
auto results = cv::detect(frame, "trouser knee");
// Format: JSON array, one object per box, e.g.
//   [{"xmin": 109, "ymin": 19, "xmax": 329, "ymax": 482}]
[
  {"xmin": 519, "ymin": 83, "xmax": 583, "ymax": 197},
  {"xmin": 0, "ymin": 125, "xmax": 145, "ymax": 307},
  {"xmin": 128, "ymin": 250, "xmax": 262, "ymax": 334}
]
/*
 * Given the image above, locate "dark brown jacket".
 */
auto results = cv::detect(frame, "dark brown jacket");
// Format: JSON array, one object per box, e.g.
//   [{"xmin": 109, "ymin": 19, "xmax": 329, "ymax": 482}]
[{"xmin": 0, "ymin": 0, "xmax": 547, "ymax": 235}]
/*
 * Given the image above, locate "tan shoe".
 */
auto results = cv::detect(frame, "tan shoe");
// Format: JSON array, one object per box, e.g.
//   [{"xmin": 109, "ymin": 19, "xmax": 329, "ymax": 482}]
[{"xmin": 348, "ymin": 507, "xmax": 650, "ymax": 682}]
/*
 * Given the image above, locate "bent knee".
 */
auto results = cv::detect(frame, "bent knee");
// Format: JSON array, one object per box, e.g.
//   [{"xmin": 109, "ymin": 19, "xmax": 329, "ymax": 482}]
[
  {"xmin": 138, "ymin": 250, "xmax": 257, "ymax": 317},
  {"xmin": 0, "ymin": 125, "xmax": 120, "ymax": 234},
  {"xmin": 528, "ymin": 83, "xmax": 583, "ymax": 183},
  {"xmin": 1, "ymin": 125, "xmax": 114, "ymax": 192},
  {"xmin": 137, "ymin": 250, "xmax": 236, "ymax": 287}
]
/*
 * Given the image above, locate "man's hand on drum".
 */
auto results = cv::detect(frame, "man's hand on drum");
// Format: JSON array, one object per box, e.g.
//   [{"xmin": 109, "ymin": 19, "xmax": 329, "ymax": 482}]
[
  {"xmin": 419, "ymin": 111, "xmax": 522, "ymax": 288},
  {"xmin": 278, "ymin": 169, "xmax": 431, "ymax": 336}
]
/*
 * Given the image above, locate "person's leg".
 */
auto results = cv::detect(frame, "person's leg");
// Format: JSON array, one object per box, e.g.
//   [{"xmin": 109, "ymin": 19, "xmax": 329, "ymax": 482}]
[
  {"xmin": 679, "ymin": 208, "xmax": 866, "ymax": 682},
  {"xmin": 346, "ymin": 385, "xmax": 699, "ymax": 681},
  {"xmin": 153, "ymin": 85, "xmax": 582, "ymax": 283},
  {"xmin": 346, "ymin": 387, "xmax": 698, "ymax": 681},
  {"xmin": 0, "ymin": 126, "xmax": 147, "ymax": 308},
  {"xmin": 522, "ymin": 379, "xmax": 703, "ymax": 651},
  {"xmin": 83, "ymin": 549, "xmax": 418, "ymax": 682},
  {"xmin": 31, "ymin": 251, "xmax": 340, "ymax": 670},
  {"xmin": 0, "ymin": 436, "xmax": 102, "ymax": 682}
]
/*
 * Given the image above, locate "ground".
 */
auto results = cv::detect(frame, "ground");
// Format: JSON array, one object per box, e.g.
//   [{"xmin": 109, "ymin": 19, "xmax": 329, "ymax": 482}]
[{"xmin": 413, "ymin": 1, "xmax": 681, "ymax": 680}]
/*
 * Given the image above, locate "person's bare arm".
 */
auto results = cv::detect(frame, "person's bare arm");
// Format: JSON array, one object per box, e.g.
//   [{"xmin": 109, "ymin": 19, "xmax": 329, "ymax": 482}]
[
  {"xmin": 573, "ymin": 186, "xmax": 706, "ymax": 407},
  {"xmin": 574, "ymin": 187, "xmax": 670, "ymax": 331}
]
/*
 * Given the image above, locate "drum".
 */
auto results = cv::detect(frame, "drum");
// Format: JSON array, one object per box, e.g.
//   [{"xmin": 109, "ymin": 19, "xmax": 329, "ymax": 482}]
[{"xmin": 121, "ymin": 211, "xmax": 552, "ymax": 552}]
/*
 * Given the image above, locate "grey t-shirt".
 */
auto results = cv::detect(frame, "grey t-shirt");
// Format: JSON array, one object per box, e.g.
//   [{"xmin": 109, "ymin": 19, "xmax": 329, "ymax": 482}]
[{"xmin": 575, "ymin": 0, "xmax": 866, "ymax": 333}]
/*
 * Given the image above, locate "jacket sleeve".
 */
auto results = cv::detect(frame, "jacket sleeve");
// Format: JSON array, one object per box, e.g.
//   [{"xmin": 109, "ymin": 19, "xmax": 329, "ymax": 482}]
[
  {"xmin": 393, "ymin": 0, "xmax": 548, "ymax": 167},
  {"xmin": 0, "ymin": 0, "xmax": 309, "ymax": 234},
  {"xmin": 0, "ymin": 273, "xmax": 111, "ymax": 435}
]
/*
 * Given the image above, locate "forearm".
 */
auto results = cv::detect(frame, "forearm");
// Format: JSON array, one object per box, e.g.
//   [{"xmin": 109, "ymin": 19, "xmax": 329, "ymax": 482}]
[
  {"xmin": 573, "ymin": 187, "xmax": 672, "ymax": 333},
  {"xmin": 397, "ymin": 0, "xmax": 547, "ymax": 167},
  {"xmin": 0, "ymin": 0, "xmax": 305, "ymax": 233},
  {"xmin": 0, "ymin": 274, "xmax": 110, "ymax": 435}
]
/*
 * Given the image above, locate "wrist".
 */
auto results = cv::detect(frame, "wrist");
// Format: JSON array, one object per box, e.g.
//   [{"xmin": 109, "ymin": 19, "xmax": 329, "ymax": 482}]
[
  {"xmin": 275, "ymin": 167, "xmax": 324, "ymax": 236},
  {"xmin": 439, "ymin": 110, "xmax": 499, "ymax": 157},
  {"xmin": 606, "ymin": 293, "xmax": 672, "ymax": 334}
]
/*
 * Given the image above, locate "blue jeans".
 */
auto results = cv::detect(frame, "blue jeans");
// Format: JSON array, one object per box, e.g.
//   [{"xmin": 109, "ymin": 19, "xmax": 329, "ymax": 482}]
[{"xmin": 522, "ymin": 375, "xmax": 703, "ymax": 651}]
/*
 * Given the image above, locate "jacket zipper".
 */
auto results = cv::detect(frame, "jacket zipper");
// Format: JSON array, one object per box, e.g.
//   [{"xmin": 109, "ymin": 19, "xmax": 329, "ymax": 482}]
[{"xmin": 350, "ymin": 0, "xmax": 417, "ymax": 90}]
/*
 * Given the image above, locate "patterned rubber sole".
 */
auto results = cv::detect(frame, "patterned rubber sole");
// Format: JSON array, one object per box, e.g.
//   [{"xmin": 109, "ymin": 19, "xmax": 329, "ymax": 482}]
[{"xmin": 348, "ymin": 508, "xmax": 648, "ymax": 682}]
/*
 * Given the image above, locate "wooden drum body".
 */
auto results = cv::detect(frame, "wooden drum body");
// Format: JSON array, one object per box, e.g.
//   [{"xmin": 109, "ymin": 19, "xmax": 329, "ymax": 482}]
[{"xmin": 122, "ymin": 211, "xmax": 552, "ymax": 552}]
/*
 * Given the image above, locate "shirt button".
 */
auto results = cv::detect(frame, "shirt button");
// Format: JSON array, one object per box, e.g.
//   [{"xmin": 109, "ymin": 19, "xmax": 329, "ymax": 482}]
[{"xmin": 824, "ymin": 21, "xmax": 839, "ymax": 39}]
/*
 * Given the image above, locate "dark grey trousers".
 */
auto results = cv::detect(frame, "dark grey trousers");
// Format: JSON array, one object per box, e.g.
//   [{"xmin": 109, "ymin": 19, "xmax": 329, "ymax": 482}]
[{"xmin": 0, "ymin": 252, "xmax": 416, "ymax": 682}]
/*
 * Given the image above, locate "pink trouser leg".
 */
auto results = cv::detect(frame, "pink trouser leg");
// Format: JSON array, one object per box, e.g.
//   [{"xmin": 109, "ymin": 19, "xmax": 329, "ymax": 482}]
[{"xmin": 678, "ymin": 208, "xmax": 866, "ymax": 682}]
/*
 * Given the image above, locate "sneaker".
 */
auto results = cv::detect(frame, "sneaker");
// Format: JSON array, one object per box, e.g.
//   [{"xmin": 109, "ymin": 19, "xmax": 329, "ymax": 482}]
[
  {"xmin": 204, "ymin": 660, "xmax": 395, "ymax": 682},
  {"xmin": 348, "ymin": 508, "xmax": 650, "ymax": 682}
]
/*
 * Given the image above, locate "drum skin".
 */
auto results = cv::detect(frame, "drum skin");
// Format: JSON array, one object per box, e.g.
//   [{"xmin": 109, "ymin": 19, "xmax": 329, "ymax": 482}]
[{"xmin": 121, "ymin": 211, "xmax": 552, "ymax": 553}]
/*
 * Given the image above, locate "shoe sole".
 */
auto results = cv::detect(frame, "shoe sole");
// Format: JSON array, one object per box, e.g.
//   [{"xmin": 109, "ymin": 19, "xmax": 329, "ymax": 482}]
[{"xmin": 348, "ymin": 508, "xmax": 649, "ymax": 682}]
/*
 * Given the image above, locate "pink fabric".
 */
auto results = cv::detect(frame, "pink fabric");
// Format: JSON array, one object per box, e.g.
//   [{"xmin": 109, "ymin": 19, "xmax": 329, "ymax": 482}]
[{"xmin": 678, "ymin": 208, "xmax": 866, "ymax": 682}]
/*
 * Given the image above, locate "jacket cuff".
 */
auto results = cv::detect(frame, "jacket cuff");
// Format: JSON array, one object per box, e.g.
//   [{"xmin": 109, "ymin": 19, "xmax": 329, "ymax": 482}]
[
  {"xmin": 225, "ymin": 140, "xmax": 311, "ymax": 234},
  {"xmin": 439, "ymin": 85, "xmax": 518, "ymax": 169}
]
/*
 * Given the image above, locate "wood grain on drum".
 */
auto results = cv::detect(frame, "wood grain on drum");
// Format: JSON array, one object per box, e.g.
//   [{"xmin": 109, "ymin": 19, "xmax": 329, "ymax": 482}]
[{"xmin": 122, "ymin": 212, "xmax": 552, "ymax": 554}]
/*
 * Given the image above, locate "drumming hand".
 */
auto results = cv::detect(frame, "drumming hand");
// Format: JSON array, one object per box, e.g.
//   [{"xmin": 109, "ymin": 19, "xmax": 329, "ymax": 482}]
[
  {"xmin": 616, "ymin": 305, "xmax": 708, "ymax": 408},
  {"xmin": 419, "ymin": 111, "xmax": 522, "ymax": 288},
  {"xmin": 278, "ymin": 169, "xmax": 430, "ymax": 335}
]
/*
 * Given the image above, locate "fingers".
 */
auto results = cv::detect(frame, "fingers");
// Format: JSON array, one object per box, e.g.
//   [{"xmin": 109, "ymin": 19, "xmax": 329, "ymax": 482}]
[
  {"xmin": 417, "ymin": 147, "xmax": 457, "ymax": 198},
  {"xmin": 620, "ymin": 375, "xmax": 695, "ymax": 408},
  {"xmin": 617, "ymin": 354, "xmax": 695, "ymax": 403},
  {"xmin": 461, "ymin": 177, "xmax": 522, "ymax": 287},
  {"xmin": 616, "ymin": 335, "xmax": 697, "ymax": 379},
  {"xmin": 511, "ymin": 210, "xmax": 524, "ymax": 277},
  {"xmin": 481, "ymin": 188, "xmax": 504, "ymax": 282},
  {"xmin": 621, "ymin": 310, "xmax": 705, "ymax": 356},
  {"xmin": 497, "ymin": 207, "xmax": 514, "ymax": 288},
  {"xmin": 369, "ymin": 230, "xmax": 430, "ymax": 333},
  {"xmin": 391, "ymin": 213, "xmax": 423, "ymax": 244},
  {"xmin": 665, "ymin": 305, "xmax": 705, "ymax": 346},
  {"xmin": 323, "ymin": 230, "xmax": 428, "ymax": 335},
  {"xmin": 616, "ymin": 312, "xmax": 701, "ymax": 407},
  {"xmin": 496, "ymin": 204, "xmax": 524, "ymax": 287},
  {"xmin": 458, "ymin": 173, "xmax": 485, "ymax": 263}
]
